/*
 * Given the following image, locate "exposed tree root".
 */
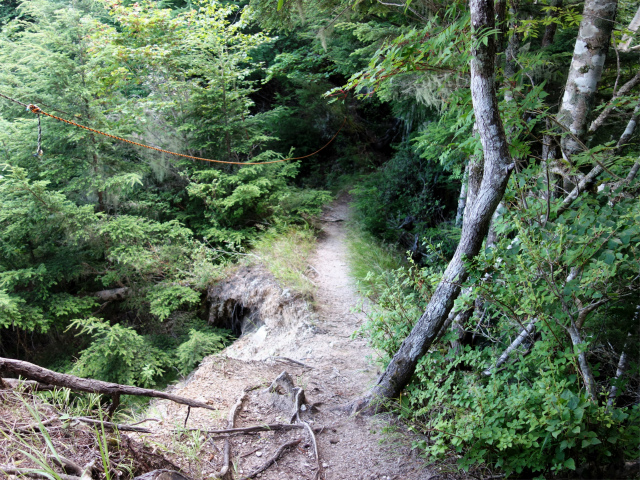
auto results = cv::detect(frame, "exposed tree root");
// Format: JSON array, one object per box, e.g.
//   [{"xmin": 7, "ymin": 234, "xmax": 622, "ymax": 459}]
[
  {"xmin": 238, "ymin": 438, "xmax": 302, "ymax": 480},
  {"xmin": 201, "ymin": 423, "xmax": 315, "ymax": 436},
  {"xmin": 0, "ymin": 417, "xmax": 57, "ymax": 434},
  {"xmin": 0, "ymin": 465, "xmax": 81, "ymax": 480},
  {"xmin": 212, "ymin": 391, "xmax": 247, "ymax": 480},
  {"xmin": 269, "ymin": 356, "xmax": 313, "ymax": 369},
  {"xmin": 1, "ymin": 457, "xmax": 95, "ymax": 480},
  {"xmin": 292, "ymin": 387, "xmax": 323, "ymax": 479}
]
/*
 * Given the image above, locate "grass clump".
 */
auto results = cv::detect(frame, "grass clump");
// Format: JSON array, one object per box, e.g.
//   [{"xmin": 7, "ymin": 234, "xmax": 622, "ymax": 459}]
[
  {"xmin": 251, "ymin": 227, "xmax": 318, "ymax": 297},
  {"xmin": 346, "ymin": 222, "xmax": 405, "ymax": 299}
]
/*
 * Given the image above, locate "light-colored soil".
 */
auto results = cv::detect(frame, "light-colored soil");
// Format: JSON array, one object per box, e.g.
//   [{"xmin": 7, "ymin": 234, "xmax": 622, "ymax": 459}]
[{"xmin": 148, "ymin": 199, "xmax": 447, "ymax": 480}]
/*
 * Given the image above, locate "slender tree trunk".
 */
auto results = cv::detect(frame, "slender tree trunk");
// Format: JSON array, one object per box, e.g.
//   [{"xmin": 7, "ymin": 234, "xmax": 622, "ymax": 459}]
[
  {"xmin": 607, "ymin": 332, "xmax": 632, "ymax": 407},
  {"xmin": 483, "ymin": 319, "xmax": 537, "ymax": 375},
  {"xmin": 355, "ymin": 0, "xmax": 515, "ymax": 411},
  {"xmin": 541, "ymin": 0, "xmax": 563, "ymax": 48},
  {"xmin": 557, "ymin": 104, "xmax": 638, "ymax": 215},
  {"xmin": 556, "ymin": 0, "xmax": 617, "ymax": 161},
  {"xmin": 568, "ymin": 321, "xmax": 598, "ymax": 400},
  {"xmin": 588, "ymin": 70, "xmax": 640, "ymax": 134},
  {"xmin": 619, "ymin": 6, "xmax": 640, "ymax": 52},
  {"xmin": 539, "ymin": 1, "xmax": 563, "ymax": 197}
]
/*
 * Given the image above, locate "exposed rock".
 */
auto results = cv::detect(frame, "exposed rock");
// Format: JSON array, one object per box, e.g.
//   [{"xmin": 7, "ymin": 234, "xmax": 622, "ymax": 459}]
[{"xmin": 207, "ymin": 265, "xmax": 315, "ymax": 359}]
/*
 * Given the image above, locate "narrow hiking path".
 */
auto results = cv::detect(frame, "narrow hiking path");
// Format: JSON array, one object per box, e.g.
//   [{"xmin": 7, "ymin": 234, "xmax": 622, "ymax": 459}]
[{"xmin": 148, "ymin": 198, "xmax": 443, "ymax": 480}]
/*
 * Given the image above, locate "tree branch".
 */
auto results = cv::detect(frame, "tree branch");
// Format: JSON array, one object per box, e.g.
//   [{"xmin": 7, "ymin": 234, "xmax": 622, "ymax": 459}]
[{"xmin": 0, "ymin": 357, "xmax": 217, "ymax": 411}]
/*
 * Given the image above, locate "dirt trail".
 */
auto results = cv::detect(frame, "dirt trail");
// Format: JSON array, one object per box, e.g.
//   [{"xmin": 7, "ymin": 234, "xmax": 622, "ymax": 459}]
[{"xmin": 150, "ymin": 199, "xmax": 434, "ymax": 480}]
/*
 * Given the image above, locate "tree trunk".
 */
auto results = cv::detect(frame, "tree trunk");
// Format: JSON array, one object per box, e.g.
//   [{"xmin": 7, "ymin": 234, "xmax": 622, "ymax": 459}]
[
  {"xmin": 355, "ymin": 0, "xmax": 514, "ymax": 410},
  {"xmin": 556, "ymin": 0, "xmax": 617, "ymax": 160},
  {"xmin": 607, "ymin": 332, "xmax": 632, "ymax": 407},
  {"xmin": 619, "ymin": 6, "xmax": 640, "ymax": 52},
  {"xmin": 541, "ymin": 0, "xmax": 563, "ymax": 48},
  {"xmin": 455, "ymin": 166, "xmax": 468, "ymax": 227}
]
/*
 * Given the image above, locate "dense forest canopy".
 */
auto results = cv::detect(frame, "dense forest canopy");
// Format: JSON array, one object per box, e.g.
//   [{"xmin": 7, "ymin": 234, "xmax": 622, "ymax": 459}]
[{"xmin": 1, "ymin": 0, "xmax": 639, "ymax": 475}]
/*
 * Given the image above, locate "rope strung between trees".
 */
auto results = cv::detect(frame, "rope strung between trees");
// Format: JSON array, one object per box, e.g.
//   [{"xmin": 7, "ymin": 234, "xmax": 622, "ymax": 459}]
[{"xmin": 0, "ymin": 92, "xmax": 345, "ymax": 165}]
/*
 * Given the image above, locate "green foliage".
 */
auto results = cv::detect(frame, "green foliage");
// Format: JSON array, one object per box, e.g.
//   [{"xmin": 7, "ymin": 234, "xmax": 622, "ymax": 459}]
[
  {"xmin": 356, "ymin": 261, "xmax": 439, "ymax": 365},
  {"xmin": 70, "ymin": 318, "xmax": 171, "ymax": 387},
  {"xmin": 148, "ymin": 285, "xmax": 202, "ymax": 322},
  {"xmin": 346, "ymin": 225, "xmax": 405, "ymax": 288},
  {"xmin": 405, "ymin": 344, "xmax": 640, "ymax": 476},
  {"xmin": 351, "ymin": 143, "xmax": 459, "ymax": 244},
  {"xmin": 175, "ymin": 328, "xmax": 230, "ymax": 375},
  {"xmin": 186, "ymin": 162, "xmax": 330, "ymax": 244},
  {"xmin": 0, "ymin": 0, "xmax": 335, "ymax": 382},
  {"xmin": 69, "ymin": 317, "xmax": 231, "ymax": 386}
]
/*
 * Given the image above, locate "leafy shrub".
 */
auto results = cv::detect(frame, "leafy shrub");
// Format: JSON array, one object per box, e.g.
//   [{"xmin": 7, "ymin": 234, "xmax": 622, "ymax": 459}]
[
  {"xmin": 406, "ymin": 342, "xmax": 639, "ymax": 477},
  {"xmin": 356, "ymin": 261, "xmax": 441, "ymax": 364},
  {"xmin": 70, "ymin": 317, "xmax": 232, "ymax": 386},
  {"xmin": 356, "ymin": 187, "xmax": 640, "ymax": 476}
]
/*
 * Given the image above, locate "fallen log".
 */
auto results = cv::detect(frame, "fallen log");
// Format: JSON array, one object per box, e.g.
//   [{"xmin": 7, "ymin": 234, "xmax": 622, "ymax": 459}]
[{"xmin": 0, "ymin": 357, "xmax": 217, "ymax": 411}]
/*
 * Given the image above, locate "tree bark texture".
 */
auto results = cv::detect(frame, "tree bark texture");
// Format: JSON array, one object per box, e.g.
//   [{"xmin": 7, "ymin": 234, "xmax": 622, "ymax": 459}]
[
  {"xmin": 361, "ymin": 0, "xmax": 514, "ymax": 406},
  {"xmin": 557, "ymin": 0, "xmax": 617, "ymax": 159},
  {"xmin": 568, "ymin": 322, "xmax": 598, "ymax": 400},
  {"xmin": 455, "ymin": 166, "xmax": 468, "ymax": 227},
  {"xmin": 607, "ymin": 332, "xmax": 632, "ymax": 407}
]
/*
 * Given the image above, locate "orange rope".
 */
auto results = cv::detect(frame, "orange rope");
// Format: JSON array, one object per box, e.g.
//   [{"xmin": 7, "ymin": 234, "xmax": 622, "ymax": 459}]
[{"xmin": 24, "ymin": 104, "xmax": 344, "ymax": 165}]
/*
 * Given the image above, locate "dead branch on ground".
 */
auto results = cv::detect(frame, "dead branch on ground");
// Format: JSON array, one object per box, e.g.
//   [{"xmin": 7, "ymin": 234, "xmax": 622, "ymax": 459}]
[{"xmin": 0, "ymin": 357, "xmax": 216, "ymax": 412}]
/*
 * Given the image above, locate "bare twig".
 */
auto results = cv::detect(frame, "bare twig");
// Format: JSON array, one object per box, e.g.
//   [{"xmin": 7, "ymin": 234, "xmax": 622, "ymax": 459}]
[
  {"xmin": 184, "ymin": 406, "xmax": 191, "ymax": 429},
  {"xmin": 239, "ymin": 439, "xmax": 303, "ymax": 480}
]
